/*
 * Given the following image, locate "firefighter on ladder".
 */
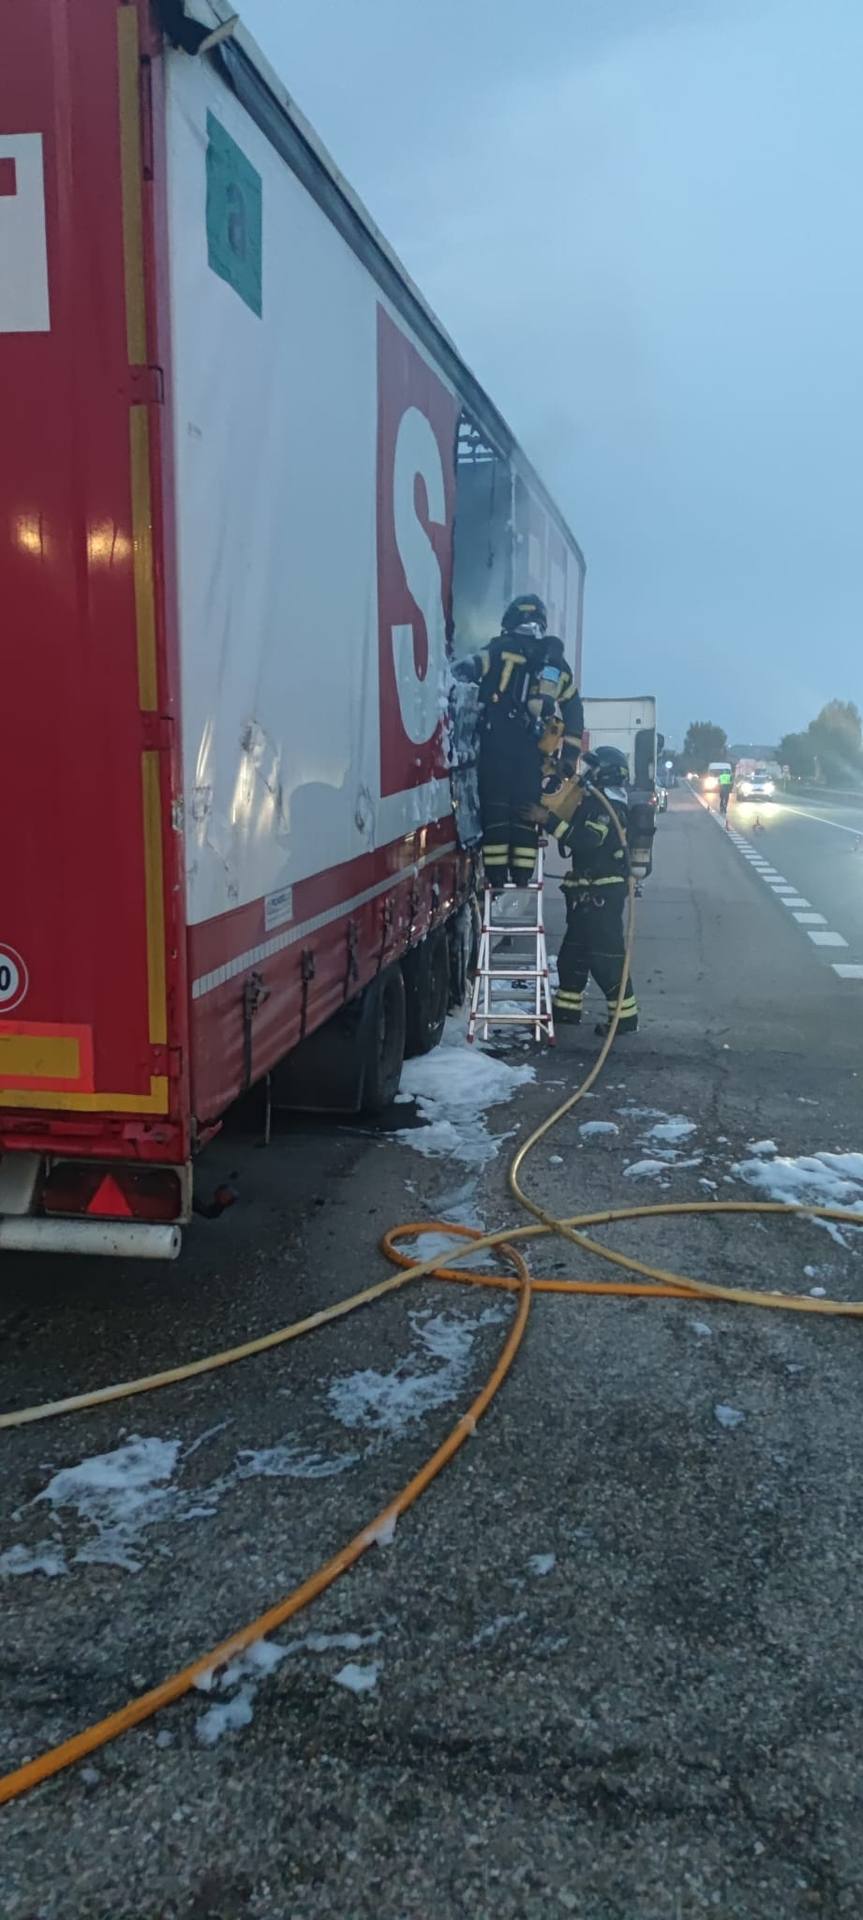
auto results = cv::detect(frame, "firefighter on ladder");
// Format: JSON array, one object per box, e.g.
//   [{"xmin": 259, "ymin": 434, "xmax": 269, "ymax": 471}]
[
  {"xmin": 535, "ymin": 745, "xmax": 639, "ymax": 1035},
  {"xmin": 455, "ymin": 594, "xmax": 583, "ymax": 888}
]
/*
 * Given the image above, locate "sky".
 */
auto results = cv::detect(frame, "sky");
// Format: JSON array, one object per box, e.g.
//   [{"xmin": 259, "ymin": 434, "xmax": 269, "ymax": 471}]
[{"xmin": 238, "ymin": 0, "xmax": 862, "ymax": 748}]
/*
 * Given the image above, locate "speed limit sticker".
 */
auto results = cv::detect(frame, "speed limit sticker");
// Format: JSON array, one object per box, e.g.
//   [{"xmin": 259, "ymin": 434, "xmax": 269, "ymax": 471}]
[{"xmin": 0, "ymin": 944, "xmax": 28, "ymax": 1011}]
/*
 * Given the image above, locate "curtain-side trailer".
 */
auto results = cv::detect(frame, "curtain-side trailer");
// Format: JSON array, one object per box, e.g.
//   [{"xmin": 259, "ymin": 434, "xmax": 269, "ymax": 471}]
[{"xmin": 0, "ymin": 0, "xmax": 586, "ymax": 1256}]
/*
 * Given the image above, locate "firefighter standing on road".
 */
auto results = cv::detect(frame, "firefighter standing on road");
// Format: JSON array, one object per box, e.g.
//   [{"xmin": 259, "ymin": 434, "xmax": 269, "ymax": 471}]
[
  {"xmin": 538, "ymin": 745, "xmax": 638, "ymax": 1034},
  {"xmin": 455, "ymin": 595, "xmax": 583, "ymax": 887}
]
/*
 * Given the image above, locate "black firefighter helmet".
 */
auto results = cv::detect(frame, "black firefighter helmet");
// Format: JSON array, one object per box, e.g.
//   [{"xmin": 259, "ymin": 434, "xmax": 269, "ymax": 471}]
[
  {"xmin": 501, "ymin": 593, "xmax": 548, "ymax": 638},
  {"xmin": 586, "ymin": 745, "xmax": 630, "ymax": 789}
]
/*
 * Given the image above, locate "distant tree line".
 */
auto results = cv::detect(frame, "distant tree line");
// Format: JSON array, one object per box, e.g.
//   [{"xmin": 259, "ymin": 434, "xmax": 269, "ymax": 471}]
[
  {"xmin": 679, "ymin": 721, "xmax": 729, "ymax": 772},
  {"xmin": 676, "ymin": 703, "xmax": 863, "ymax": 789},
  {"xmin": 778, "ymin": 702, "xmax": 863, "ymax": 788}
]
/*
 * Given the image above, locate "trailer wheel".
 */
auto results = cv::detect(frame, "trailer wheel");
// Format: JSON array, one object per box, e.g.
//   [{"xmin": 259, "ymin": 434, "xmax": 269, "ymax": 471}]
[
  {"xmin": 403, "ymin": 926, "xmax": 449, "ymax": 1057},
  {"xmin": 447, "ymin": 901, "xmax": 477, "ymax": 1010},
  {"xmin": 361, "ymin": 964, "xmax": 407, "ymax": 1113}
]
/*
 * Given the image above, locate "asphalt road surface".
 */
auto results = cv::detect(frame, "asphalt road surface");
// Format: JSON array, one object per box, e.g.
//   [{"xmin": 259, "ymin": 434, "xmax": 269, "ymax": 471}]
[
  {"xmin": 3, "ymin": 789, "xmax": 863, "ymax": 1920},
  {"xmin": 701, "ymin": 784, "xmax": 863, "ymax": 977}
]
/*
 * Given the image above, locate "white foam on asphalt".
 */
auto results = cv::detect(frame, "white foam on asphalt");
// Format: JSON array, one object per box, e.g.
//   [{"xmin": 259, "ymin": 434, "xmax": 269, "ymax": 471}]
[
  {"xmin": 0, "ymin": 1542, "xmax": 68, "ymax": 1579},
  {"xmin": 327, "ymin": 1304, "xmax": 509, "ymax": 1439},
  {"xmin": 365, "ymin": 1511, "xmax": 398, "ymax": 1547},
  {"xmin": 642, "ymin": 1116, "xmax": 697, "ymax": 1145},
  {"xmin": 2, "ymin": 1423, "xmax": 373, "ymax": 1581},
  {"xmin": 470, "ymin": 1611, "xmax": 528, "ymax": 1648},
  {"xmin": 196, "ymin": 1687, "xmax": 256, "ymax": 1747},
  {"xmin": 714, "ymin": 1405, "xmax": 745, "ymax": 1430},
  {"xmin": 195, "ymin": 1628, "xmax": 384, "ymax": 1743},
  {"xmin": 333, "ymin": 1661, "xmax": 381, "ymax": 1694},
  {"xmin": 730, "ymin": 1151, "xmax": 863, "ymax": 1221},
  {"xmin": 33, "ymin": 1436, "xmax": 182, "ymax": 1573},
  {"xmin": 218, "ymin": 1640, "xmax": 292, "ymax": 1689},
  {"xmin": 236, "ymin": 1441, "xmax": 359, "ymax": 1482},
  {"xmin": 397, "ymin": 1017, "xmax": 534, "ymax": 1167}
]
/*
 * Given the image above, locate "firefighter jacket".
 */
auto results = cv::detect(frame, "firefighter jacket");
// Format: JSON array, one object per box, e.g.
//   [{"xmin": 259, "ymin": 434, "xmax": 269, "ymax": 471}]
[
  {"xmin": 456, "ymin": 635, "xmax": 584, "ymax": 770},
  {"xmin": 545, "ymin": 782, "xmax": 631, "ymax": 893}
]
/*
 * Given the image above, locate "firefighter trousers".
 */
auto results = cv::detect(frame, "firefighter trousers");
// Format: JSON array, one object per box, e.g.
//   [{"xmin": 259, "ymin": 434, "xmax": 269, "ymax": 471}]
[
  {"xmin": 554, "ymin": 888, "xmax": 638, "ymax": 1031},
  {"xmin": 478, "ymin": 730, "xmax": 541, "ymax": 886}
]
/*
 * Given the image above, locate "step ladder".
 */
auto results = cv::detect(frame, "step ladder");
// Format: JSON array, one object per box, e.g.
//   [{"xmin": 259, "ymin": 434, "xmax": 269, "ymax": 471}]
[{"xmin": 467, "ymin": 838, "xmax": 555, "ymax": 1045}]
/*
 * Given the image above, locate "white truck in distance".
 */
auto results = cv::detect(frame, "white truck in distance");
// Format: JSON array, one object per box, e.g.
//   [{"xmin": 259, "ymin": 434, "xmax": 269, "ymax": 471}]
[{"xmin": 581, "ymin": 696, "xmax": 659, "ymax": 877}]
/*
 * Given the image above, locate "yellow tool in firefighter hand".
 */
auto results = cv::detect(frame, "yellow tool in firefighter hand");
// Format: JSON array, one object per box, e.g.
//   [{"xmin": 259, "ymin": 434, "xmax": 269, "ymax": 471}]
[{"xmin": 529, "ymin": 769, "xmax": 585, "ymax": 828}]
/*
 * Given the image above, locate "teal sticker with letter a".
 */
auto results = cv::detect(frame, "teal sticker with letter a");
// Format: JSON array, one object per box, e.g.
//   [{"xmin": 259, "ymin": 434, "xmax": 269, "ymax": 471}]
[{"xmin": 206, "ymin": 111, "xmax": 262, "ymax": 317}]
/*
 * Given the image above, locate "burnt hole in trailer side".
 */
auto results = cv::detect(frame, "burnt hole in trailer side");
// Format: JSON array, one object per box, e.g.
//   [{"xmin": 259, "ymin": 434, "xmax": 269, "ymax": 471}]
[{"xmin": 451, "ymin": 414, "xmax": 513, "ymax": 663}]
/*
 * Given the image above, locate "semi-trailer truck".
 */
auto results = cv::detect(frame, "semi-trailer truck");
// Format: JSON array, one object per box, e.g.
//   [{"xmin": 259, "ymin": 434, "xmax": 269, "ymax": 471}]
[{"xmin": 0, "ymin": 0, "xmax": 586, "ymax": 1257}]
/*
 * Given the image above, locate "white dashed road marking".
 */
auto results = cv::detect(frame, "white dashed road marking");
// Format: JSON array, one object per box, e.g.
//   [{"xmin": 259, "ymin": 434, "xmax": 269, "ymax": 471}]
[{"xmin": 698, "ymin": 793, "xmax": 861, "ymax": 977}]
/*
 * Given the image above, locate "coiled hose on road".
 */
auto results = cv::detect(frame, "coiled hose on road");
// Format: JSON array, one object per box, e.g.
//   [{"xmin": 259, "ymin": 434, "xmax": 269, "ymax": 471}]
[{"xmin": 2, "ymin": 794, "xmax": 861, "ymax": 1807}]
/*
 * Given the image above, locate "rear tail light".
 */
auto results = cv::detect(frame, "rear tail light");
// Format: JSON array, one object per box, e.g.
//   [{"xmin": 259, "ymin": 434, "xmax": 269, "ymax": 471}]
[{"xmin": 41, "ymin": 1161, "xmax": 183, "ymax": 1223}]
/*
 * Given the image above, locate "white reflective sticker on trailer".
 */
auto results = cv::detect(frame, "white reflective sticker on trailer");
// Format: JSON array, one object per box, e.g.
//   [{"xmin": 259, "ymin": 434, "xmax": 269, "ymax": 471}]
[
  {"xmin": 0, "ymin": 943, "xmax": 28, "ymax": 1010},
  {"xmin": 0, "ymin": 134, "xmax": 50, "ymax": 333},
  {"xmin": 264, "ymin": 886, "xmax": 294, "ymax": 932}
]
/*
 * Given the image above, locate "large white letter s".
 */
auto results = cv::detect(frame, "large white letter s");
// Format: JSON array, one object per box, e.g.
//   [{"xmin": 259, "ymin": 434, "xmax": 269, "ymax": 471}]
[{"xmin": 391, "ymin": 406, "xmax": 447, "ymax": 747}]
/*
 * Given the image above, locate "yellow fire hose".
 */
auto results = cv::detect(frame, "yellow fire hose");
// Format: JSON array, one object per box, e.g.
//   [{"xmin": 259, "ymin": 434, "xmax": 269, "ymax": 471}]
[{"xmin": 1, "ymin": 794, "xmax": 860, "ymax": 1807}]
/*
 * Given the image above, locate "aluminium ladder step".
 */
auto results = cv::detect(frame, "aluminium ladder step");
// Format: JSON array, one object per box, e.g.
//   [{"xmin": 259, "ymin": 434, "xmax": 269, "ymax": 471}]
[{"xmin": 468, "ymin": 839, "xmax": 555, "ymax": 1045}]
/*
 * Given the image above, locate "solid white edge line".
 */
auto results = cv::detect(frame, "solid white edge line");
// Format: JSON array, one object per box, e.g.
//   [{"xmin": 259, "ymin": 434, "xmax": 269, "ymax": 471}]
[{"xmin": 778, "ymin": 804, "xmax": 863, "ymax": 838}]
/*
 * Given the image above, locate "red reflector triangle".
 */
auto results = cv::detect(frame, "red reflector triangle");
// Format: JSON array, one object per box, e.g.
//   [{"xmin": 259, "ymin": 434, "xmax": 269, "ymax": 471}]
[{"xmin": 86, "ymin": 1173, "xmax": 134, "ymax": 1219}]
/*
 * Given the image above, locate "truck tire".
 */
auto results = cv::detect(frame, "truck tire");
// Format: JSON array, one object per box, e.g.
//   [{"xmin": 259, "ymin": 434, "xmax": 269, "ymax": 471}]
[
  {"xmin": 403, "ymin": 926, "xmax": 449, "ymax": 1057},
  {"xmin": 447, "ymin": 900, "xmax": 478, "ymax": 1010},
  {"xmin": 361, "ymin": 964, "xmax": 407, "ymax": 1113}
]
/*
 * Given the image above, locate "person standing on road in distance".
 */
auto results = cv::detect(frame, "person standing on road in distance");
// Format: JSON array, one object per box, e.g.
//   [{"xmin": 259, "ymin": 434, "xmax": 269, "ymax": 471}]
[
  {"xmin": 718, "ymin": 767, "xmax": 732, "ymax": 816},
  {"xmin": 454, "ymin": 595, "xmax": 583, "ymax": 887},
  {"xmin": 540, "ymin": 745, "xmax": 638, "ymax": 1034}
]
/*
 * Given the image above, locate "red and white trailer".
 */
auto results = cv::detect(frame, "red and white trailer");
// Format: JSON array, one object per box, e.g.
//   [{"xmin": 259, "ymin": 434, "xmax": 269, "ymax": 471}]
[{"xmin": 0, "ymin": 0, "xmax": 585, "ymax": 1256}]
